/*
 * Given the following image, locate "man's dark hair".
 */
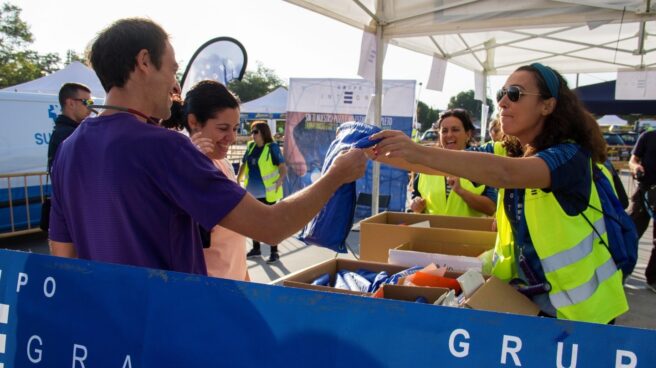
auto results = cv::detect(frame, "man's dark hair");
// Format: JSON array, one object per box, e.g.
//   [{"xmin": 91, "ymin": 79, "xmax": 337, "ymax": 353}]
[
  {"xmin": 58, "ymin": 83, "xmax": 91, "ymax": 107},
  {"xmin": 88, "ymin": 18, "xmax": 169, "ymax": 92}
]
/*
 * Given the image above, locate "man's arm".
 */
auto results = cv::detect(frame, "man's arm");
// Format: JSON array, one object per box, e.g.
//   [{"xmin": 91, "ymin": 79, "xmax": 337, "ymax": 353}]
[
  {"xmin": 220, "ymin": 149, "xmax": 367, "ymax": 245},
  {"xmin": 49, "ymin": 240, "xmax": 77, "ymax": 258},
  {"xmin": 629, "ymin": 154, "xmax": 643, "ymax": 176}
]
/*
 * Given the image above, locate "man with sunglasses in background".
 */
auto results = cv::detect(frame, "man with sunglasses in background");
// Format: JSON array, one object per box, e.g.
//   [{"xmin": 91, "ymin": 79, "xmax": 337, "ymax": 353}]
[{"xmin": 47, "ymin": 82, "xmax": 92, "ymax": 172}]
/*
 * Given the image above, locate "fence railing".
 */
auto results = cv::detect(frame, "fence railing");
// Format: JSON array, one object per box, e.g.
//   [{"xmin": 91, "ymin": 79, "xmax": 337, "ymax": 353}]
[{"xmin": 0, "ymin": 171, "xmax": 48, "ymax": 238}]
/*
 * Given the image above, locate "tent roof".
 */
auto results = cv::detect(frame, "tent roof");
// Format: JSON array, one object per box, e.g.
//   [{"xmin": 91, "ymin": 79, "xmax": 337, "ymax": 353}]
[
  {"xmin": 241, "ymin": 87, "xmax": 288, "ymax": 114},
  {"xmin": 597, "ymin": 114, "xmax": 628, "ymax": 125},
  {"xmin": 574, "ymin": 80, "xmax": 656, "ymax": 114},
  {"xmin": 285, "ymin": 0, "xmax": 656, "ymax": 75},
  {"xmin": 1, "ymin": 62, "xmax": 105, "ymax": 98}
]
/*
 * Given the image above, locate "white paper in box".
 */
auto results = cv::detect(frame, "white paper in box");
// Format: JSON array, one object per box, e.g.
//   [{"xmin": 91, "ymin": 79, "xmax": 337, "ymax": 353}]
[{"xmin": 388, "ymin": 249, "xmax": 482, "ymax": 273}]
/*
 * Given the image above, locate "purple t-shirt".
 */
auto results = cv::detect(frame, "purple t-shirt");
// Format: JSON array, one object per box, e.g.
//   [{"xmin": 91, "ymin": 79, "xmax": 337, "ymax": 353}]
[{"xmin": 49, "ymin": 113, "xmax": 246, "ymax": 275}]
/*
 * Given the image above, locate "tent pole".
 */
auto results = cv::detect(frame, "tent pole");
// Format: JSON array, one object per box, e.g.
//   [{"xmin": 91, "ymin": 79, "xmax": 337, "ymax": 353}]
[{"xmin": 372, "ymin": 21, "xmax": 383, "ymax": 216}]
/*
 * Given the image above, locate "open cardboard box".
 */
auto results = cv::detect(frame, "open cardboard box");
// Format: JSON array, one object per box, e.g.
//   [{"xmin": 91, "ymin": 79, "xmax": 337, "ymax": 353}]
[
  {"xmin": 377, "ymin": 284, "xmax": 449, "ymax": 303},
  {"xmin": 279, "ymin": 258, "xmax": 408, "ymax": 296},
  {"xmin": 461, "ymin": 276, "xmax": 540, "ymax": 316},
  {"xmin": 388, "ymin": 241, "xmax": 492, "ymax": 273},
  {"xmin": 360, "ymin": 212, "xmax": 496, "ymax": 263}
]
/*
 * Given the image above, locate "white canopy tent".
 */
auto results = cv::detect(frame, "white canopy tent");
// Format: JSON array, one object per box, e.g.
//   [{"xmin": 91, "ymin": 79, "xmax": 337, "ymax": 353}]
[
  {"xmin": 241, "ymin": 87, "xmax": 288, "ymax": 118},
  {"xmin": 597, "ymin": 114, "xmax": 629, "ymax": 126},
  {"xmin": 285, "ymin": 0, "xmax": 656, "ymax": 213},
  {"xmin": 1, "ymin": 61, "xmax": 105, "ymax": 98}
]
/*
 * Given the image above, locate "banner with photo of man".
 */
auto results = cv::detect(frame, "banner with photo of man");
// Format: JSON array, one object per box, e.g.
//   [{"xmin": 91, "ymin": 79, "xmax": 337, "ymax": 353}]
[{"xmin": 284, "ymin": 79, "xmax": 415, "ymax": 215}]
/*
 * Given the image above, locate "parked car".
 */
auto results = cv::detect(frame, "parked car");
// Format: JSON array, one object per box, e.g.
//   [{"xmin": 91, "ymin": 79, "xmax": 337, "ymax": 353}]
[
  {"xmin": 618, "ymin": 132, "xmax": 638, "ymax": 146},
  {"xmin": 603, "ymin": 132, "xmax": 625, "ymax": 146},
  {"xmin": 420, "ymin": 130, "xmax": 438, "ymax": 143},
  {"xmin": 603, "ymin": 132, "xmax": 632, "ymax": 162}
]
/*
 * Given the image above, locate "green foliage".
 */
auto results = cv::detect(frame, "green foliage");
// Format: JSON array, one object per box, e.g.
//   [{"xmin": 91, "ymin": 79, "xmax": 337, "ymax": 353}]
[
  {"xmin": 447, "ymin": 90, "xmax": 494, "ymax": 123},
  {"xmin": 228, "ymin": 62, "xmax": 286, "ymax": 103},
  {"xmin": 0, "ymin": 3, "xmax": 61, "ymax": 88},
  {"xmin": 64, "ymin": 49, "xmax": 85, "ymax": 65},
  {"xmin": 416, "ymin": 100, "xmax": 440, "ymax": 132}
]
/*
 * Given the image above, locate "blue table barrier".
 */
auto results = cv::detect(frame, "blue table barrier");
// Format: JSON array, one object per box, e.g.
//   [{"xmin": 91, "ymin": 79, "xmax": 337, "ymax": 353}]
[{"xmin": 0, "ymin": 249, "xmax": 653, "ymax": 367}]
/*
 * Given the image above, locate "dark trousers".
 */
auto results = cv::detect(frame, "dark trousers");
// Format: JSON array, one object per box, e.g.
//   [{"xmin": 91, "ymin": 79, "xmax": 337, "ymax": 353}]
[
  {"xmin": 627, "ymin": 186, "xmax": 656, "ymax": 283},
  {"xmin": 251, "ymin": 197, "xmax": 278, "ymax": 254}
]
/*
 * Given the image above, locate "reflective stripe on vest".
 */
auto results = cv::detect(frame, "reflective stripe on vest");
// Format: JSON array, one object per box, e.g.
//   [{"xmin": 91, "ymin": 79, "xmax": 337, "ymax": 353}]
[
  {"xmin": 539, "ymin": 217, "xmax": 605, "ymax": 274},
  {"xmin": 549, "ymin": 257, "xmax": 618, "ymax": 309},
  {"xmin": 243, "ymin": 141, "xmax": 283, "ymax": 202},
  {"xmin": 417, "ymin": 174, "xmax": 486, "ymax": 217}
]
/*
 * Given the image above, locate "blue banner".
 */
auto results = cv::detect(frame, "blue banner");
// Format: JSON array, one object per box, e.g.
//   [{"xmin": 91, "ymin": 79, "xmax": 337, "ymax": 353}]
[
  {"xmin": 284, "ymin": 113, "xmax": 410, "ymax": 213},
  {"xmin": 0, "ymin": 250, "xmax": 653, "ymax": 367}
]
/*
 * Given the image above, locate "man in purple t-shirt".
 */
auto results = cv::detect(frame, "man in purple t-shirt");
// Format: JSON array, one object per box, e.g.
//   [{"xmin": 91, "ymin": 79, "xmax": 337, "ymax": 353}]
[{"xmin": 48, "ymin": 18, "xmax": 367, "ymax": 275}]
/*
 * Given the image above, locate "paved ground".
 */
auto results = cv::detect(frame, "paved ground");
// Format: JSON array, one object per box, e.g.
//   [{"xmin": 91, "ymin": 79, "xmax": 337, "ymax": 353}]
[{"xmin": 1, "ymin": 174, "xmax": 653, "ymax": 330}]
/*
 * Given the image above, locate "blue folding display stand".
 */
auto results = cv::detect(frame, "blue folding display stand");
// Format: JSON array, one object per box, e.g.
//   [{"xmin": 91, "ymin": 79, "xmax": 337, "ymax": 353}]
[{"xmin": 0, "ymin": 249, "xmax": 653, "ymax": 368}]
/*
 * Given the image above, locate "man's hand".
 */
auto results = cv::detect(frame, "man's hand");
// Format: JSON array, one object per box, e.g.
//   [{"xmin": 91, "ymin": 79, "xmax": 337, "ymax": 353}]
[{"xmin": 326, "ymin": 149, "xmax": 368, "ymax": 185}]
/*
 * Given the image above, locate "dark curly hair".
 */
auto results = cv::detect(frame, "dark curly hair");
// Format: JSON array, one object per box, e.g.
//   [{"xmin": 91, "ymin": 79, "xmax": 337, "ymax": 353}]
[
  {"xmin": 501, "ymin": 65, "xmax": 607, "ymax": 163},
  {"xmin": 160, "ymin": 80, "xmax": 240, "ymax": 132},
  {"xmin": 434, "ymin": 108, "xmax": 476, "ymax": 148}
]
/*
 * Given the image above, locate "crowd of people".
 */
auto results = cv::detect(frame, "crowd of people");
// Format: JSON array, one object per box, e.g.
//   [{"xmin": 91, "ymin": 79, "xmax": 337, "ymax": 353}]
[{"xmin": 44, "ymin": 17, "xmax": 655, "ymax": 324}]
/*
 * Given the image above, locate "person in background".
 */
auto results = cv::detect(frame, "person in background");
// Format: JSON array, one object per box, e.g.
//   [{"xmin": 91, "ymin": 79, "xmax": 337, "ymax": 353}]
[
  {"xmin": 409, "ymin": 109, "xmax": 496, "ymax": 217},
  {"xmin": 48, "ymin": 18, "xmax": 367, "ymax": 276},
  {"xmin": 238, "ymin": 121, "xmax": 287, "ymax": 263},
  {"xmin": 628, "ymin": 129, "xmax": 656, "ymax": 292},
  {"xmin": 47, "ymin": 82, "xmax": 92, "ymax": 171},
  {"xmin": 372, "ymin": 63, "xmax": 628, "ymax": 324},
  {"xmin": 162, "ymin": 80, "xmax": 249, "ymax": 280},
  {"xmin": 488, "ymin": 118, "xmax": 503, "ymax": 143}
]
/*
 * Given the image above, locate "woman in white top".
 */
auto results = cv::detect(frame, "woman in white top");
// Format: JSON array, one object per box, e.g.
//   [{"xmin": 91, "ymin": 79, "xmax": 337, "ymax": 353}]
[{"xmin": 163, "ymin": 80, "xmax": 248, "ymax": 280}]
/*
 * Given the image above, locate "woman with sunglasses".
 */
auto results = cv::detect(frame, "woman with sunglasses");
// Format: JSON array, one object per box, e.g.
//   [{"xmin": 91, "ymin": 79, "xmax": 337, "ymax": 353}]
[
  {"xmin": 410, "ymin": 109, "xmax": 496, "ymax": 217},
  {"xmin": 237, "ymin": 122, "xmax": 287, "ymax": 263},
  {"xmin": 371, "ymin": 63, "xmax": 627, "ymax": 324},
  {"xmin": 161, "ymin": 80, "xmax": 249, "ymax": 281}
]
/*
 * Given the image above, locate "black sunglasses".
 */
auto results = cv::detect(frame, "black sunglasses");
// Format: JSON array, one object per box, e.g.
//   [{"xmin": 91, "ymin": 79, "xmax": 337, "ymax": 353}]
[
  {"xmin": 496, "ymin": 86, "xmax": 541, "ymax": 103},
  {"xmin": 250, "ymin": 130, "xmax": 259, "ymax": 135}
]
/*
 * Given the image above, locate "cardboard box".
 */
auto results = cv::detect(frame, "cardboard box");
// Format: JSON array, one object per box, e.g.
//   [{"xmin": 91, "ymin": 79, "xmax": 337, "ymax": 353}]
[
  {"xmin": 279, "ymin": 258, "xmax": 408, "ymax": 296},
  {"xmin": 388, "ymin": 241, "xmax": 492, "ymax": 273},
  {"xmin": 378, "ymin": 284, "xmax": 449, "ymax": 304},
  {"xmin": 463, "ymin": 276, "xmax": 540, "ymax": 316},
  {"xmin": 360, "ymin": 212, "xmax": 496, "ymax": 263}
]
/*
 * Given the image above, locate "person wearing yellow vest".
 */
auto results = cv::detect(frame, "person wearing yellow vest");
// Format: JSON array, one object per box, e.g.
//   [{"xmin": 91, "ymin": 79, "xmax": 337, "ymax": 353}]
[
  {"xmin": 237, "ymin": 121, "xmax": 287, "ymax": 263},
  {"xmin": 372, "ymin": 63, "xmax": 628, "ymax": 324},
  {"xmin": 410, "ymin": 109, "xmax": 496, "ymax": 217}
]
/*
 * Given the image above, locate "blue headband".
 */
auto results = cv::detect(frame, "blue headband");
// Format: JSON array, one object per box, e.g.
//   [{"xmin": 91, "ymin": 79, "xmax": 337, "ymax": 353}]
[{"xmin": 530, "ymin": 63, "xmax": 559, "ymax": 100}]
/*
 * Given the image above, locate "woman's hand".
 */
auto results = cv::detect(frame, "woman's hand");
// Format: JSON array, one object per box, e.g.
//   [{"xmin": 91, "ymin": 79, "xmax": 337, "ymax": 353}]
[
  {"xmin": 447, "ymin": 176, "xmax": 462, "ymax": 195},
  {"xmin": 410, "ymin": 196, "xmax": 426, "ymax": 213},
  {"xmin": 191, "ymin": 132, "xmax": 214, "ymax": 157},
  {"xmin": 370, "ymin": 130, "xmax": 423, "ymax": 164}
]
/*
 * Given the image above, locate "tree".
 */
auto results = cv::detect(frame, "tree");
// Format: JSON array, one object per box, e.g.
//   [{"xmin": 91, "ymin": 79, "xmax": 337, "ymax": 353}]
[
  {"xmin": 228, "ymin": 62, "xmax": 286, "ymax": 103},
  {"xmin": 64, "ymin": 49, "xmax": 86, "ymax": 65},
  {"xmin": 416, "ymin": 100, "xmax": 440, "ymax": 132},
  {"xmin": 447, "ymin": 90, "xmax": 494, "ymax": 124},
  {"xmin": 0, "ymin": 3, "xmax": 60, "ymax": 88}
]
